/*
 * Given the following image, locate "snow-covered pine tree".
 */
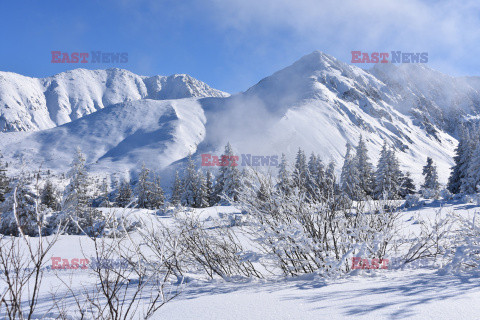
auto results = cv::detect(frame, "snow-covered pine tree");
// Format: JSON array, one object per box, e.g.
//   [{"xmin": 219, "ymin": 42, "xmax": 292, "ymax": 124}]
[
  {"xmin": 206, "ymin": 170, "xmax": 215, "ymax": 206},
  {"xmin": 41, "ymin": 179, "xmax": 58, "ymax": 210},
  {"xmin": 276, "ymin": 153, "xmax": 291, "ymax": 195},
  {"xmin": 194, "ymin": 170, "xmax": 209, "ymax": 208},
  {"xmin": 256, "ymin": 178, "xmax": 270, "ymax": 203},
  {"xmin": 0, "ymin": 151, "xmax": 9, "ymax": 203},
  {"xmin": 374, "ymin": 142, "xmax": 403, "ymax": 199},
  {"xmin": 306, "ymin": 153, "xmax": 318, "ymax": 199},
  {"xmin": 387, "ymin": 147, "xmax": 403, "ymax": 199},
  {"xmin": 465, "ymin": 142, "xmax": 480, "ymax": 194},
  {"xmin": 148, "ymin": 173, "xmax": 165, "ymax": 209},
  {"xmin": 400, "ymin": 172, "xmax": 416, "ymax": 197},
  {"xmin": 355, "ymin": 135, "xmax": 374, "ymax": 197},
  {"xmin": 340, "ymin": 143, "xmax": 361, "ymax": 200},
  {"xmin": 0, "ymin": 175, "xmax": 41, "ymax": 236},
  {"xmin": 422, "ymin": 157, "xmax": 440, "ymax": 192},
  {"xmin": 116, "ymin": 178, "xmax": 133, "ymax": 207},
  {"xmin": 324, "ymin": 160, "xmax": 337, "ymax": 199},
  {"xmin": 62, "ymin": 148, "xmax": 103, "ymax": 235},
  {"xmin": 136, "ymin": 164, "xmax": 151, "ymax": 209},
  {"xmin": 313, "ymin": 156, "xmax": 326, "ymax": 200},
  {"xmin": 98, "ymin": 177, "xmax": 111, "ymax": 207},
  {"xmin": 181, "ymin": 154, "xmax": 199, "ymax": 207},
  {"xmin": 460, "ymin": 125, "xmax": 480, "ymax": 194},
  {"xmin": 214, "ymin": 143, "xmax": 242, "ymax": 203},
  {"xmin": 448, "ymin": 127, "xmax": 471, "ymax": 194},
  {"xmin": 308, "ymin": 153, "xmax": 318, "ymax": 177},
  {"xmin": 170, "ymin": 170, "xmax": 182, "ymax": 206},
  {"xmin": 292, "ymin": 148, "xmax": 308, "ymax": 193},
  {"xmin": 316, "ymin": 156, "xmax": 326, "ymax": 183}
]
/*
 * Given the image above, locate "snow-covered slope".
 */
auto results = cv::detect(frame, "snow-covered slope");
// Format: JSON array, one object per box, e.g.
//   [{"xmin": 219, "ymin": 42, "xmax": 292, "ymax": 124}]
[
  {"xmin": 201, "ymin": 52, "xmax": 456, "ymax": 183},
  {"xmin": 0, "ymin": 51, "xmax": 472, "ymax": 183},
  {"xmin": 0, "ymin": 69, "xmax": 228, "ymax": 132},
  {"xmin": 0, "ymin": 99, "xmax": 206, "ymax": 174}
]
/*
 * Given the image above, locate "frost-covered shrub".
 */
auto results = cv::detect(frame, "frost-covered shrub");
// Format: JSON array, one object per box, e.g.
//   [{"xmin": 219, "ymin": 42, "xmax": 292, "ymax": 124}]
[
  {"xmin": 404, "ymin": 194, "xmax": 422, "ymax": 208},
  {"xmin": 439, "ymin": 211, "xmax": 480, "ymax": 274},
  {"xmin": 142, "ymin": 212, "xmax": 262, "ymax": 281},
  {"xmin": 397, "ymin": 208, "xmax": 454, "ymax": 269},
  {"xmin": 421, "ymin": 188, "xmax": 439, "ymax": 199},
  {"xmin": 235, "ymin": 170, "xmax": 399, "ymax": 277},
  {"xmin": 439, "ymin": 189, "xmax": 453, "ymax": 201},
  {"xmin": 52, "ymin": 209, "xmax": 140, "ymax": 237},
  {"xmin": 462, "ymin": 194, "xmax": 476, "ymax": 203}
]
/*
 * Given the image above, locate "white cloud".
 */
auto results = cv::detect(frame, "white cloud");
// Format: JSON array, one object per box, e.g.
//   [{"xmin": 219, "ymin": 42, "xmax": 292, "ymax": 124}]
[{"xmin": 200, "ymin": 0, "xmax": 480, "ymax": 75}]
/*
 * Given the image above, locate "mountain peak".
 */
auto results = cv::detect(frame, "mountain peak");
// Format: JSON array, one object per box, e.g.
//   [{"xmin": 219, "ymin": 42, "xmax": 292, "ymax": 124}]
[{"xmin": 291, "ymin": 51, "xmax": 342, "ymax": 73}]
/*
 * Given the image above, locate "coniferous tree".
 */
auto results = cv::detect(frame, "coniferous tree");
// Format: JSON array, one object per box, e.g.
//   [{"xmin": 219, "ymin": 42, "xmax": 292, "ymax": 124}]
[
  {"xmin": 422, "ymin": 157, "xmax": 440, "ymax": 191},
  {"xmin": 341, "ymin": 143, "xmax": 360, "ymax": 200},
  {"xmin": 306, "ymin": 153, "xmax": 319, "ymax": 199},
  {"xmin": 116, "ymin": 178, "xmax": 133, "ymax": 208},
  {"xmin": 136, "ymin": 164, "xmax": 151, "ymax": 209},
  {"xmin": 63, "ymin": 148, "xmax": 90, "ymax": 214},
  {"xmin": 62, "ymin": 148, "xmax": 102, "ymax": 235},
  {"xmin": 206, "ymin": 170, "xmax": 215, "ymax": 206},
  {"xmin": 195, "ymin": 170, "xmax": 209, "ymax": 208},
  {"xmin": 314, "ymin": 156, "xmax": 326, "ymax": 200},
  {"xmin": 308, "ymin": 153, "xmax": 318, "ymax": 178},
  {"xmin": 148, "ymin": 173, "xmax": 165, "ymax": 209},
  {"xmin": 324, "ymin": 160, "xmax": 337, "ymax": 199},
  {"xmin": 171, "ymin": 171, "xmax": 182, "ymax": 206},
  {"xmin": 374, "ymin": 142, "xmax": 403, "ymax": 199},
  {"xmin": 465, "ymin": 143, "xmax": 480, "ymax": 194},
  {"xmin": 98, "ymin": 177, "xmax": 111, "ymax": 207},
  {"xmin": 0, "ymin": 175, "xmax": 41, "ymax": 236},
  {"xmin": 277, "ymin": 153, "xmax": 291, "ymax": 195},
  {"xmin": 41, "ymin": 179, "xmax": 58, "ymax": 210},
  {"xmin": 460, "ymin": 126, "xmax": 480, "ymax": 194},
  {"xmin": 448, "ymin": 127, "xmax": 471, "ymax": 194},
  {"xmin": 400, "ymin": 172, "xmax": 416, "ymax": 197},
  {"xmin": 256, "ymin": 179, "xmax": 270, "ymax": 203},
  {"xmin": 214, "ymin": 143, "xmax": 241, "ymax": 203},
  {"xmin": 292, "ymin": 148, "xmax": 308, "ymax": 193},
  {"xmin": 135, "ymin": 166, "xmax": 165, "ymax": 209},
  {"xmin": 182, "ymin": 155, "xmax": 199, "ymax": 207},
  {"xmin": 355, "ymin": 135, "xmax": 374, "ymax": 197},
  {"xmin": 0, "ymin": 152, "xmax": 9, "ymax": 203}
]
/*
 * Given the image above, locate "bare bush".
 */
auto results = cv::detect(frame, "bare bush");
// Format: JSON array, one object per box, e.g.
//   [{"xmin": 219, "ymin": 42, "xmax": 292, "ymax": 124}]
[
  {"xmin": 55, "ymin": 213, "xmax": 182, "ymax": 320},
  {"xmin": 235, "ymin": 169, "xmax": 401, "ymax": 277},
  {"xmin": 139, "ymin": 212, "xmax": 263, "ymax": 281},
  {"xmin": 439, "ymin": 210, "xmax": 480, "ymax": 274}
]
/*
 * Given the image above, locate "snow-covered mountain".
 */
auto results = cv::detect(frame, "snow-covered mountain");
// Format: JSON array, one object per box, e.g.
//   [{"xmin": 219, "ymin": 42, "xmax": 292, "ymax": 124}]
[
  {"xmin": 200, "ymin": 52, "xmax": 457, "ymax": 183},
  {"xmin": 0, "ymin": 98, "xmax": 206, "ymax": 177},
  {"xmin": 2, "ymin": 51, "xmax": 477, "ymax": 184},
  {"xmin": 0, "ymin": 68, "xmax": 228, "ymax": 132},
  {"xmin": 370, "ymin": 63, "xmax": 480, "ymax": 136}
]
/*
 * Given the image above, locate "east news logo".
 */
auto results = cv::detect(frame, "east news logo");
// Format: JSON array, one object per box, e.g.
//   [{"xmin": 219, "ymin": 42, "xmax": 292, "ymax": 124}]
[
  {"xmin": 51, "ymin": 51, "xmax": 128, "ymax": 63},
  {"xmin": 351, "ymin": 51, "xmax": 428, "ymax": 63}
]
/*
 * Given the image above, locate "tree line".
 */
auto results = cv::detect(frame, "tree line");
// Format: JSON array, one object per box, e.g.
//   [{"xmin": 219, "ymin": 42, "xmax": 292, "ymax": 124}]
[{"xmin": 0, "ymin": 131, "xmax": 470, "ymax": 237}]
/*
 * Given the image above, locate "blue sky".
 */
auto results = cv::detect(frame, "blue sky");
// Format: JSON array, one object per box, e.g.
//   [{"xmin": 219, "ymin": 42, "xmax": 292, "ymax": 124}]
[{"xmin": 1, "ymin": 0, "xmax": 480, "ymax": 93}]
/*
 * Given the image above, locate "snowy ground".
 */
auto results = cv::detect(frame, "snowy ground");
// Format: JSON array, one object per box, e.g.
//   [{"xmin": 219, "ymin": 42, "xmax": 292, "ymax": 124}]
[
  {"xmin": 159, "ymin": 200, "xmax": 480, "ymax": 320},
  {"xmin": 160, "ymin": 269, "xmax": 480, "ymax": 320},
  {"xmin": 3, "ymin": 200, "xmax": 480, "ymax": 319}
]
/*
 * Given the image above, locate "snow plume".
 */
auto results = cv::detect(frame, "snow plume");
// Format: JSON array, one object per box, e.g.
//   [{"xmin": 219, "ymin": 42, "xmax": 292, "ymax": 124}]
[{"xmin": 203, "ymin": 95, "xmax": 280, "ymax": 156}]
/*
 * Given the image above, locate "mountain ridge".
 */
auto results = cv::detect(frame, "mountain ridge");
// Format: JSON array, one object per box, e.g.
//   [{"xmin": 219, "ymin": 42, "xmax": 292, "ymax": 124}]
[
  {"xmin": 1, "ymin": 51, "xmax": 475, "ymax": 184},
  {"xmin": 0, "ymin": 68, "xmax": 228, "ymax": 132}
]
